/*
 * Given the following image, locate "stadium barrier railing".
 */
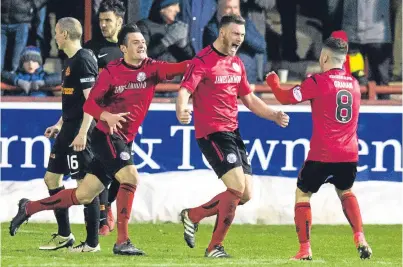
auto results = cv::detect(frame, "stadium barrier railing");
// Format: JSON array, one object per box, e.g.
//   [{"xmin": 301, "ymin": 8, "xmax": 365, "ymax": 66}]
[{"xmin": 1, "ymin": 82, "xmax": 401, "ymax": 105}]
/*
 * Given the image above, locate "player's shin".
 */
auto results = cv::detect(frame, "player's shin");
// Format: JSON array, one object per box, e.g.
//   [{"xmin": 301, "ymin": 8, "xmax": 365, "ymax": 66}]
[
  {"xmin": 84, "ymin": 196, "xmax": 100, "ymax": 248},
  {"xmin": 294, "ymin": 202, "xmax": 312, "ymax": 247},
  {"xmin": 341, "ymin": 192, "xmax": 363, "ymax": 234},
  {"xmin": 99, "ymin": 189, "xmax": 108, "ymax": 228},
  {"xmin": 116, "ymin": 183, "xmax": 136, "ymax": 244},
  {"xmin": 26, "ymin": 189, "xmax": 80, "ymax": 216},
  {"xmin": 49, "ymin": 186, "xmax": 71, "ymax": 237},
  {"xmin": 207, "ymin": 188, "xmax": 242, "ymax": 252},
  {"xmin": 188, "ymin": 194, "xmax": 221, "ymax": 223},
  {"xmin": 108, "ymin": 179, "xmax": 120, "ymax": 204}
]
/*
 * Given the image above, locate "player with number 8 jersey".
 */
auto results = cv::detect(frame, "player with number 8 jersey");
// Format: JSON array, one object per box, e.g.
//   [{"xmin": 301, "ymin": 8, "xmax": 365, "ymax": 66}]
[{"xmin": 266, "ymin": 37, "xmax": 372, "ymax": 261}]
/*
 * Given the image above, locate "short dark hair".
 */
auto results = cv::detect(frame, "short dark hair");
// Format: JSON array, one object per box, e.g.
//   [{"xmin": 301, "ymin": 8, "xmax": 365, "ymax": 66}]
[
  {"xmin": 219, "ymin": 14, "xmax": 245, "ymax": 29},
  {"xmin": 323, "ymin": 37, "xmax": 348, "ymax": 55},
  {"xmin": 99, "ymin": 0, "xmax": 126, "ymax": 18},
  {"xmin": 118, "ymin": 23, "xmax": 141, "ymax": 46}
]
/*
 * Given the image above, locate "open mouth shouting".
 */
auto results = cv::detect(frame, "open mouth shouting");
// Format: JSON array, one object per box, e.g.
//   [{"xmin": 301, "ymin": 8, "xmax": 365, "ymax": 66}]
[{"xmin": 230, "ymin": 43, "xmax": 240, "ymax": 54}]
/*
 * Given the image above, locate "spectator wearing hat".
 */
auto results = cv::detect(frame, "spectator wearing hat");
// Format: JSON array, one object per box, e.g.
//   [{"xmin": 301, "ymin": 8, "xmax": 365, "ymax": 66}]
[{"xmin": 1, "ymin": 46, "xmax": 61, "ymax": 96}]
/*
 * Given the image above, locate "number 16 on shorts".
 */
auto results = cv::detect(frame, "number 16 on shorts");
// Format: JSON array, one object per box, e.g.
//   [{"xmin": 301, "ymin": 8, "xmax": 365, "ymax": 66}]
[{"xmin": 67, "ymin": 155, "xmax": 80, "ymax": 175}]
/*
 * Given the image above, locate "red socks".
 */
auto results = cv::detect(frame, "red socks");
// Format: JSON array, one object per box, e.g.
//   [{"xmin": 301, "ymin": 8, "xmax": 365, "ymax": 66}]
[
  {"xmin": 26, "ymin": 189, "xmax": 79, "ymax": 216},
  {"xmin": 294, "ymin": 202, "xmax": 312, "ymax": 245},
  {"xmin": 188, "ymin": 193, "xmax": 223, "ymax": 223},
  {"xmin": 116, "ymin": 183, "xmax": 136, "ymax": 244},
  {"xmin": 341, "ymin": 192, "xmax": 363, "ymax": 233},
  {"xmin": 207, "ymin": 189, "xmax": 242, "ymax": 252}
]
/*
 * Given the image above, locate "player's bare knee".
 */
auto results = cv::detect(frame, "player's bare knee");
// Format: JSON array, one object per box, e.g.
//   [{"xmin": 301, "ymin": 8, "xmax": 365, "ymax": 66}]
[
  {"xmin": 295, "ymin": 187, "xmax": 312, "ymax": 203},
  {"xmin": 115, "ymin": 165, "xmax": 139, "ymax": 185},
  {"xmin": 44, "ymin": 172, "xmax": 63, "ymax": 189},
  {"xmin": 240, "ymin": 191, "xmax": 252, "ymax": 204},
  {"xmin": 222, "ymin": 167, "xmax": 246, "ymax": 193},
  {"xmin": 75, "ymin": 174, "xmax": 105, "ymax": 204},
  {"xmin": 336, "ymin": 188, "xmax": 352, "ymax": 199},
  {"xmin": 241, "ymin": 174, "xmax": 253, "ymax": 203}
]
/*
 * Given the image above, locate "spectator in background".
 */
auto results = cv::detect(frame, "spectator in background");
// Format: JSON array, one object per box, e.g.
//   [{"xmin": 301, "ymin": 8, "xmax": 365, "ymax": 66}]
[
  {"xmin": 342, "ymin": 0, "xmax": 392, "ymax": 99},
  {"xmin": 137, "ymin": 0, "xmax": 194, "ymax": 64},
  {"xmin": 276, "ymin": 0, "xmax": 300, "ymax": 62},
  {"xmin": 179, "ymin": 0, "xmax": 217, "ymax": 53},
  {"xmin": 203, "ymin": 0, "xmax": 266, "ymax": 84},
  {"xmin": 1, "ymin": 0, "xmax": 47, "ymax": 71},
  {"xmin": 1, "ymin": 46, "xmax": 61, "ymax": 96},
  {"xmin": 392, "ymin": 0, "xmax": 402, "ymax": 81},
  {"xmin": 241, "ymin": 0, "xmax": 275, "ymax": 81},
  {"xmin": 33, "ymin": 3, "xmax": 49, "ymax": 58}
]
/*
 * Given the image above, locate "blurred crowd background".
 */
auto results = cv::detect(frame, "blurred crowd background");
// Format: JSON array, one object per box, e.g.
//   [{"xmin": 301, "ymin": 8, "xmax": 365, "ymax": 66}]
[{"xmin": 1, "ymin": 0, "xmax": 402, "ymax": 99}]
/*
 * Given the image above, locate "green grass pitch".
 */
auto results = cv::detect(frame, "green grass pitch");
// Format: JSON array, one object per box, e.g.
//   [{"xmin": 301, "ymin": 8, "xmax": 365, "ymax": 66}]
[{"xmin": 1, "ymin": 223, "xmax": 401, "ymax": 266}]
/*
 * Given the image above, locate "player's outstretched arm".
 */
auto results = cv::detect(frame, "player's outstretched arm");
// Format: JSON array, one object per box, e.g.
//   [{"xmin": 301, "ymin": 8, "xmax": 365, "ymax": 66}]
[
  {"xmin": 176, "ymin": 88, "xmax": 192, "ymax": 125},
  {"xmin": 266, "ymin": 71, "xmax": 318, "ymax": 105},
  {"xmin": 240, "ymin": 92, "xmax": 289, "ymax": 128},
  {"xmin": 158, "ymin": 60, "xmax": 190, "ymax": 80},
  {"xmin": 265, "ymin": 72, "xmax": 293, "ymax": 104}
]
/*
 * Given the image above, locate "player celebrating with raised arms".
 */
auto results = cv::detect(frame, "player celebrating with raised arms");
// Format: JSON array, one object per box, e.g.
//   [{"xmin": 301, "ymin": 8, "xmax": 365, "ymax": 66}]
[
  {"xmin": 176, "ymin": 14, "xmax": 289, "ymax": 258},
  {"xmin": 10, "ymin": 23, "xmax": 189, "ymax": 256},
  {"xmin": 266, "ymin": 37, "xmax": 372, "ymax": 260}
]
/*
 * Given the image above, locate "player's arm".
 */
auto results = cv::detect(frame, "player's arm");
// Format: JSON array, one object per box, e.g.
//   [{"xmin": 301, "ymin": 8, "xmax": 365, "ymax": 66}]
[
  {"xmin": 83, "ymin": 69, "xmax": 111, "ymax": 119},
  {"xmin": 157, "ymin": 60, "xmax": 190, "ymax": 80},
  {"xmin": 175, "ymin": 60, "xmax": 204, "ymax": 124},
  {"xmin": 44, "ymin": 116, "xmax": 63, "ymax": 139},
  {"xmin": 176, "ymin": 88, "xmax": 192, "ymax": 124},
  {"xmin": 71, "ymin": 88, "xmax": 94, "ymax": 151},
  {"xmin": 240, "ymin": 93, "xmax": 289, "ymax": 128},
  {"xmin": 266, "ymin": 71, "xmax": 318, "ymax": 105},
  {"xmin": 238, "ymin": 61, "xmax": 289, "ymax": 127},
  {"xmin": 71, "ymin": 58, "xmax": 98, "ymax": 151},
  {"xmin": 83, "ymin": 69, "xmax": 128, "ymax": 135}
]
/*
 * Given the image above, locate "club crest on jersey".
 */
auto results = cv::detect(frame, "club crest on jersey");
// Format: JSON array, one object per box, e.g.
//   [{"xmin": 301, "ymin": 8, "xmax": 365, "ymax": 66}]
[
  {"xmin": 232, "ymin": 62, "xmax": 241, "ymax": 72},
  {"xmin": 137, "ymin": 72, "xmax": 146, "ymax": 82},
  {"xmin": 293, "ymin": 86, "xmax": 302, "ymax": 101},
  {"xmin": 120, "ymin": 152, "xmax": 130, "ymax": 161}
]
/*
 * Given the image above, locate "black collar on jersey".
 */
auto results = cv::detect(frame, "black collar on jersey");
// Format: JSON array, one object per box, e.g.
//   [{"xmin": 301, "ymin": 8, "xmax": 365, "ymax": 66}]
[
  {"xmin": 122, "ymin": 59, "xmax": 145, "ymax": 70},
  {"xmin": 210, "ymin": 44, "xmax": 228, "ymax": 57},
  {"xmin": 329, "ymin": 68, "xmax": 344, "ymax": 71}
]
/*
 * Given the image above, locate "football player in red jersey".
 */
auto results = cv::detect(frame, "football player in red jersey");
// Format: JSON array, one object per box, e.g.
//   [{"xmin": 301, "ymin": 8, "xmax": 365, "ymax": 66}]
[
  {"xmin": 176, "ymin": 14, "xmax": 290, "ymax": 258},
  {"xmin": 9, "ymin": 23, "xmax": 189, "ymax": 256},
  {"xmin": 266, "ymin": 37, "xmax": 372, "ymax": 260}
]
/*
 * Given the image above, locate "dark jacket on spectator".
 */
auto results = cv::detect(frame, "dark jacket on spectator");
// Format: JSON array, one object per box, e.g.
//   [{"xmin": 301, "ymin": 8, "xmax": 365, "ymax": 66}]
[
  {"xmin": 137, "ymin": 5, "xmax": 194, "ymax": 63},
  {"xmin": 203, "ymin": 15, "xmax": 266, "ymax": 83},
  {"xmin": 1, "ymin": 0, "xmax": 48, "ymax": 24},
  {"xmin": 342, "ymin": 0, "xmax": 392, "ymax": 44},
  {"xmin": 179, "ymin": 0, "xmax": 217, "ymax": 53}
]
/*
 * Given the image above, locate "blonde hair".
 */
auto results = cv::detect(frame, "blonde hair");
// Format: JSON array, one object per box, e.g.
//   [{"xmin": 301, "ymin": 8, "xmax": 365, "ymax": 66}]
[{"xmin": 57, "ymin": 17, "xmax": 82, "ymax": 41}]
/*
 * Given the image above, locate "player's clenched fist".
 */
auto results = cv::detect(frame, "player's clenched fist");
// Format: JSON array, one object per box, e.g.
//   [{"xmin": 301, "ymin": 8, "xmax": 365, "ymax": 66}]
[
  {"xmin": 100, "ymin": 111, "xmax": 130, "ymax": 135},
  {"xmin": 44, "ymin": 124, "xmax": 61, "ymax": 139},
  {"xmin": 177, "ymin": 109, "xmax": 192, "ymax": 125},
  {"xmin": 275, "ymin": 110, "xmax": 289, "ymax": 128}
]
